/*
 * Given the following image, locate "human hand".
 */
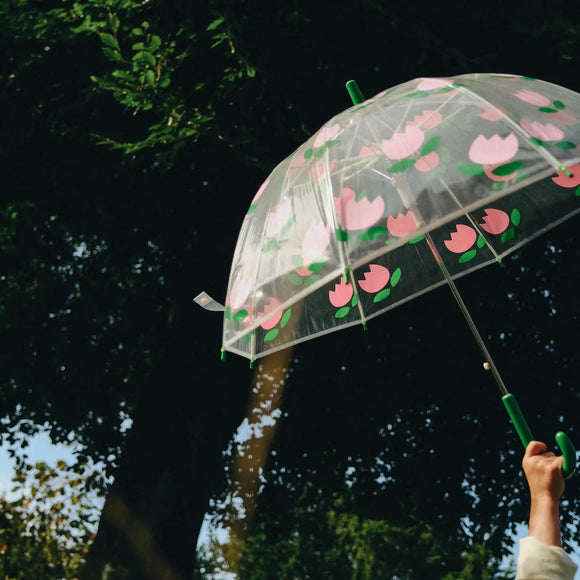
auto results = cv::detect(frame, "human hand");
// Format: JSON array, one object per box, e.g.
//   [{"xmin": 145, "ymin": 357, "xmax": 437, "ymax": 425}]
[{"xmin": 523, "ymin": 440, "xmax": 565, "ymax": 504}]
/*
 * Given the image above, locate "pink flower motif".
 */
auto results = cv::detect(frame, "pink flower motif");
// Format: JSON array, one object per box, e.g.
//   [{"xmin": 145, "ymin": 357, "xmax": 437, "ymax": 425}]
[
  {"xmin": 407, "ymin": 110, "xmax": 443, "ymax": 129},
  {"xmin": 479, "ymin": 209, "xmax": 510, "ymax": 234},
  {"xmin": 229, "ymin": 278, "xmax": 252, "ymax": 310},
  {"xmin": 381, "ymin": 126, "xmax": 425, "ymax": 160},
  {"xmin": 520, "ymin": 120, "xmax": 564, "ymax": 142},
  {"xmin": 444, "ymin": 225, "xmax": 477, "ymax": 253},
  {"xmin": 387, "ymin": 211, "xmax": 418, "ymax": 237},
  {"xmin": 513, "ymin": 89, "xmax": 551, "ymax": 107},
  {"xmin": 417, "ymin": 78, "xmax": 452, "ymax": 91},
  {"xmin": 309, "ymin": 159, "xmax": 335, "ymax": 181},
  {"xmin": 552, "ymin": 163, "xmax": 580, "ymax": 187},
  {"xmin": 265, "ymin": 198, "xmax": 292, "ymax": 237},
  {"xmin": 414, "ymin": 151, "xmax": 440, "ymax": 173},
  {"xmin": 546, "ymin": 110, "xmax": 578, "ymax": 126},
  {"xmin": 479, "ymin": 106, "xmax": 505, "ymax": 122},
  {"xmin": 334, "ymin": 188, "xmax": 385, "ymax": 231},
  {"xmin": 328, "ymin": 277, "xmax": 353, "ymax": 307},
  {"xmin": 313, "ymin": 123, "xmax": 341, "ymax": 148},
  {"xmin": 251, "ymin": 178, "xmax": 269, "ymax": 204},
  {"xmin": 358, "ymin": 264, "xmax": 390, "ymax": 293},
  {"xmin": 469, "ymin": 134, "xmax": 519, "ymax": 165},
  {"xmin": 285, "ymin": 151, "xmax": 307, "ymax": 177},
  {"xmin": 300, "ymin": 221, "xmax": 331, "ymax": 265},
  {"xmin": 359, "ymin": 145, "xmax": 380, "ymax": 157},
  {"xmin": 258, "ymin": 297, "xmax": 283, "ymax": 330}
]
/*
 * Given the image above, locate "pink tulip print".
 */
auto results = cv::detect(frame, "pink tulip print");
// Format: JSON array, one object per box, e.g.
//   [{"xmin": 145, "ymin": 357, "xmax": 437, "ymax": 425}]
[
  {"xmin": 358, "ymin": 264, "xmax": 389, "ymax": 293},
  {"xmin": 414, "ymin": 151, "xmax": 440, "ymax": 173},
  {"xmin": 513, "ymin": 89, "xmax": 552, "ymax": 107},
  {"xmin": 479, "ymin": 106, "xmax": 505, "ymax": 122},
  {"xmin": 386, "ymin": 211, "xmax": 418, "ymax": 237},
  {"xmin": 258, "ymin": 297, "xmax": 283, "ymax": 330},
  {"xmin": 520, "ymin": 120, "xmax": 564, "ymax": 142},
  {"xmin": 469, "ymin": 134, "xmax": 519, "ymax": 165},
  {"xmin": 328, "ymin": 277, "xmax": 354, "ymax": 307},
  {"xmin": 444, "ymin": 225, "xmax": 477, "ymax": 254},
  {"xmin": 408, "ymin": 110, "xmax": 443, "ymax": 130},
  {"xmin": 265, "ymin": 198, "xmax": 293, "ymax": 237},
  {"xmin": 334, "ymin": 188, "xmax": 385, "ymax": 231},
  {"xmin": 313, "ymin": 123, "xmax": 341, "ymax": 148},
  {"xmin": 381, "ymin": 126, "xmax": 425, "ymax": 160},
  {"xmin": 300, "ymin": 221, "xmax": 331, "ymax": 265},
  {"xmin": 417, "ymin": 78, "xmax": 456, "ymax": 96},
  {"xmin": 479, "ymin": 209, "xmax": 510, "ymax": 234},
  {"xmin": 229, "ymin": 278, "xmax": 252, "ymax": 311}
]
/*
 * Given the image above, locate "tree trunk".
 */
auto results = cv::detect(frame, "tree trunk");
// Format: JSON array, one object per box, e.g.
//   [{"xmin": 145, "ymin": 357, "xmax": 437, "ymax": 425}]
[{"xmin": 81, "ymin": 298, "xmax": 250, "ymax": 579}]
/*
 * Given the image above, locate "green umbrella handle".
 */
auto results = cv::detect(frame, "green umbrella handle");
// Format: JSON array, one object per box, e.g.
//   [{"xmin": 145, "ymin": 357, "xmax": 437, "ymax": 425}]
[{"xmin": 502, "ymin": 393, "xmax": 576, "ymax": 479}]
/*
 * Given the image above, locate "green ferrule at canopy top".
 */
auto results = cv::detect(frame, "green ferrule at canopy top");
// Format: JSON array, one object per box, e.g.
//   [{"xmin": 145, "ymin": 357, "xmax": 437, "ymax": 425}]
[
  {"xmin": 250, "ymin": 359, "xmax": 255, "ymax": 369},
  {"xmin": 220, "ymin": 346, "xmax": 226, "ymax": 361},
  {"xmin": 346, "ymin": 80, "xmax": 365, "ymax": 105}
]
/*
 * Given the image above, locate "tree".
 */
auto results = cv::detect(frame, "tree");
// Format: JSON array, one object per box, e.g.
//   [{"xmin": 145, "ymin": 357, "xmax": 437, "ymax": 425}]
[{"xmin": 0, "ymin": 459, "xmax": 100, "ymax": 579}]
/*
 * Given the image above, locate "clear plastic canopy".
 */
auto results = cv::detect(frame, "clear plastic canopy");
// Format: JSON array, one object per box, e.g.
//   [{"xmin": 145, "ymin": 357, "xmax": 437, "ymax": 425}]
[{"xmin": 222, "ymin": 73, "xmax": 580, "ymax": 361}]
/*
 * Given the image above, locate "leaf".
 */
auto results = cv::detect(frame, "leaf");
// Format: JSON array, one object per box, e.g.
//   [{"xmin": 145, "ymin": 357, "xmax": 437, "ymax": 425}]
[
  {"xmin": 135, "ymin": 50, "xmax": 156, "ymax": 66},
  {"xmin": 159, "ymin": 75, "xmax": 171, "ymax": 88},
  {"xmin": 291, "ymin": 254, "xmax": 303, "ymax": 268},
  {"xmin": 351, "ymin": 294, "xmax": 358, "ymax": 307},
  {"xmin": 436, "ymin": 86, "xmax": 456, "ymax": 94},
  {"xmin": 280, "ymin": 309, "xmax": 291, "ymax": 328},
  {"xmin": 476, "ymin": 235, "xmax": 486, "ymax": 249},
  {"xmin": 149, "ymin": 35, "xmax": 162, "ymax": 51},
  {"xmin": 373, "ymin": 288, "xmax": 391, "ymax": 302},
  {"xmin": 492, "ymin": 161, "xmax": 524, "ymax": 176},
  {"xmin": 264, "ymin": 328, "xmax": 279, "ymax": 342},
  {"xmin": 307, "ymin": 261, "xmax": 327, "ymax": 272},
  {"xmin": 358, "ymin": 227, "xmax": 388, "ymax": 241},
  {"xmin": 288, "ymin": 272, "xmax": 303, "ymax": 286},
  {"xmin": 529, "ymin": 137, "xmax": 546, "ymax": 147},
  {"xmin": 304, "ymin": 148, "xmax": 313, "ymax": 159},
  {"xmin": 555, "ymin": 141, "xmax": 576, "ymax": 149},
  {"xmin": 387, "ymin": 159, "xmax": 416, "ymax": 173},
  {"xmin": 336, "ymin": 229, "xmax": 350, "ymax": 242},
  {"xmin": 335, "ymin": 306, "xmax": 350, "ymax": 319},
  {"xmin": 456, "ymin": 164, "xmax": 485, "ymax": 176},
  {"xmin": 554, "ymin": 100, "xmax": 565, "ymax": 110},
  {"xmin": 225, "ymin": 306, "xmax": 231, "ymax": 320},
  {"xmin": 538, "ymin": 107, "xmax": 557, "ymax": 113},
  {"xmin": 510, "ymin": 208, "xmax": 521, "ymax": 226},
  {"xmin": 420, "ymin": 136, "xmax": 440, "ymax": 157},
  {"xmin": 576, "ymin": 186, "xmax": 580, "ymax": 197},
  {"xmin": 459, "ymin": 249, "xmax": 477, "ymax": 263},
  {"xmin": 100, "ymin": 33, "xmax": 119, "ymax": 49},
  {"xmin": 144, "ymin": 70, "xmax": 155, "ymax": 85},
  {"xmin": 390, "ymin": 267, "xmax": 402, "ymax": 287},
  {"xmin": 206, "ymin": 16, "xmax": 225, "ymax": 30},
  {"xmin": 409, "ymin": 235, "xmax": 425, "ymax": 244},
  {"xmin": 355, "ymin": 189, "xmax": 368, "ymax": 202},
  {"xmin": 501, "ymin": 228, "xmax": 515, "ymax": 243},
  {"xmin": 233, "ymin": 309, "xmax": 248, "ymax": 322},
  {"xmin": 262, "ymin": 238, "xmax": 277, "ymax": 252},
  {"xmin": 405, "ymin": 91, "xmax": 429, "ymax": 98}
]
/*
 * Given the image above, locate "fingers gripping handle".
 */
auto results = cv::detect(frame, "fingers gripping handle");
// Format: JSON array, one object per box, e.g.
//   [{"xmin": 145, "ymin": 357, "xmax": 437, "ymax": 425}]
[{"xmin": 502, "ymin": 394, "xmax": 576, "ymax": 479}]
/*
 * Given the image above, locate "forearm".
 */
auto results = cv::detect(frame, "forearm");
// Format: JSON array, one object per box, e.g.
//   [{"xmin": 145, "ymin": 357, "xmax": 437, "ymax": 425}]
[{"xmin": 528, "ymin": 497, "xmax": 561, "ymax": 547}]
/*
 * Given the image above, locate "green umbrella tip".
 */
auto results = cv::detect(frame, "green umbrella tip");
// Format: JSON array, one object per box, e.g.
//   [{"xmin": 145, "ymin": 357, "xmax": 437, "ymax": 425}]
[{"xmin": 346, "ymin": 80, "xmax": 365, "ymax": 105}]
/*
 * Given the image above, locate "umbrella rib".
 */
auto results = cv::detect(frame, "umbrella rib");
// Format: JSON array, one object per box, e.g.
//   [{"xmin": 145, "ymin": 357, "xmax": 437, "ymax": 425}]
[{"xmin": 321, "ymin": 141, "xmax": 369, "ymax": 328}]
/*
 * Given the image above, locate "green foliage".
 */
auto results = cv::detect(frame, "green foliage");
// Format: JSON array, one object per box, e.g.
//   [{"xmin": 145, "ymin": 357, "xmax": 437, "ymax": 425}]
[{"xmin": 0, "ymin": 459, "xmax": 101, "ymax": 579}]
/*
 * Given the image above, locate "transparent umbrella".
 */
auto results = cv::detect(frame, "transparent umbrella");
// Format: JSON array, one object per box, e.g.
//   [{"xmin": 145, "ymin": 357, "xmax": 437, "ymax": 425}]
[{"xmin": 197, "ymin": 73, "xmax": 580, "ymax": 476}]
